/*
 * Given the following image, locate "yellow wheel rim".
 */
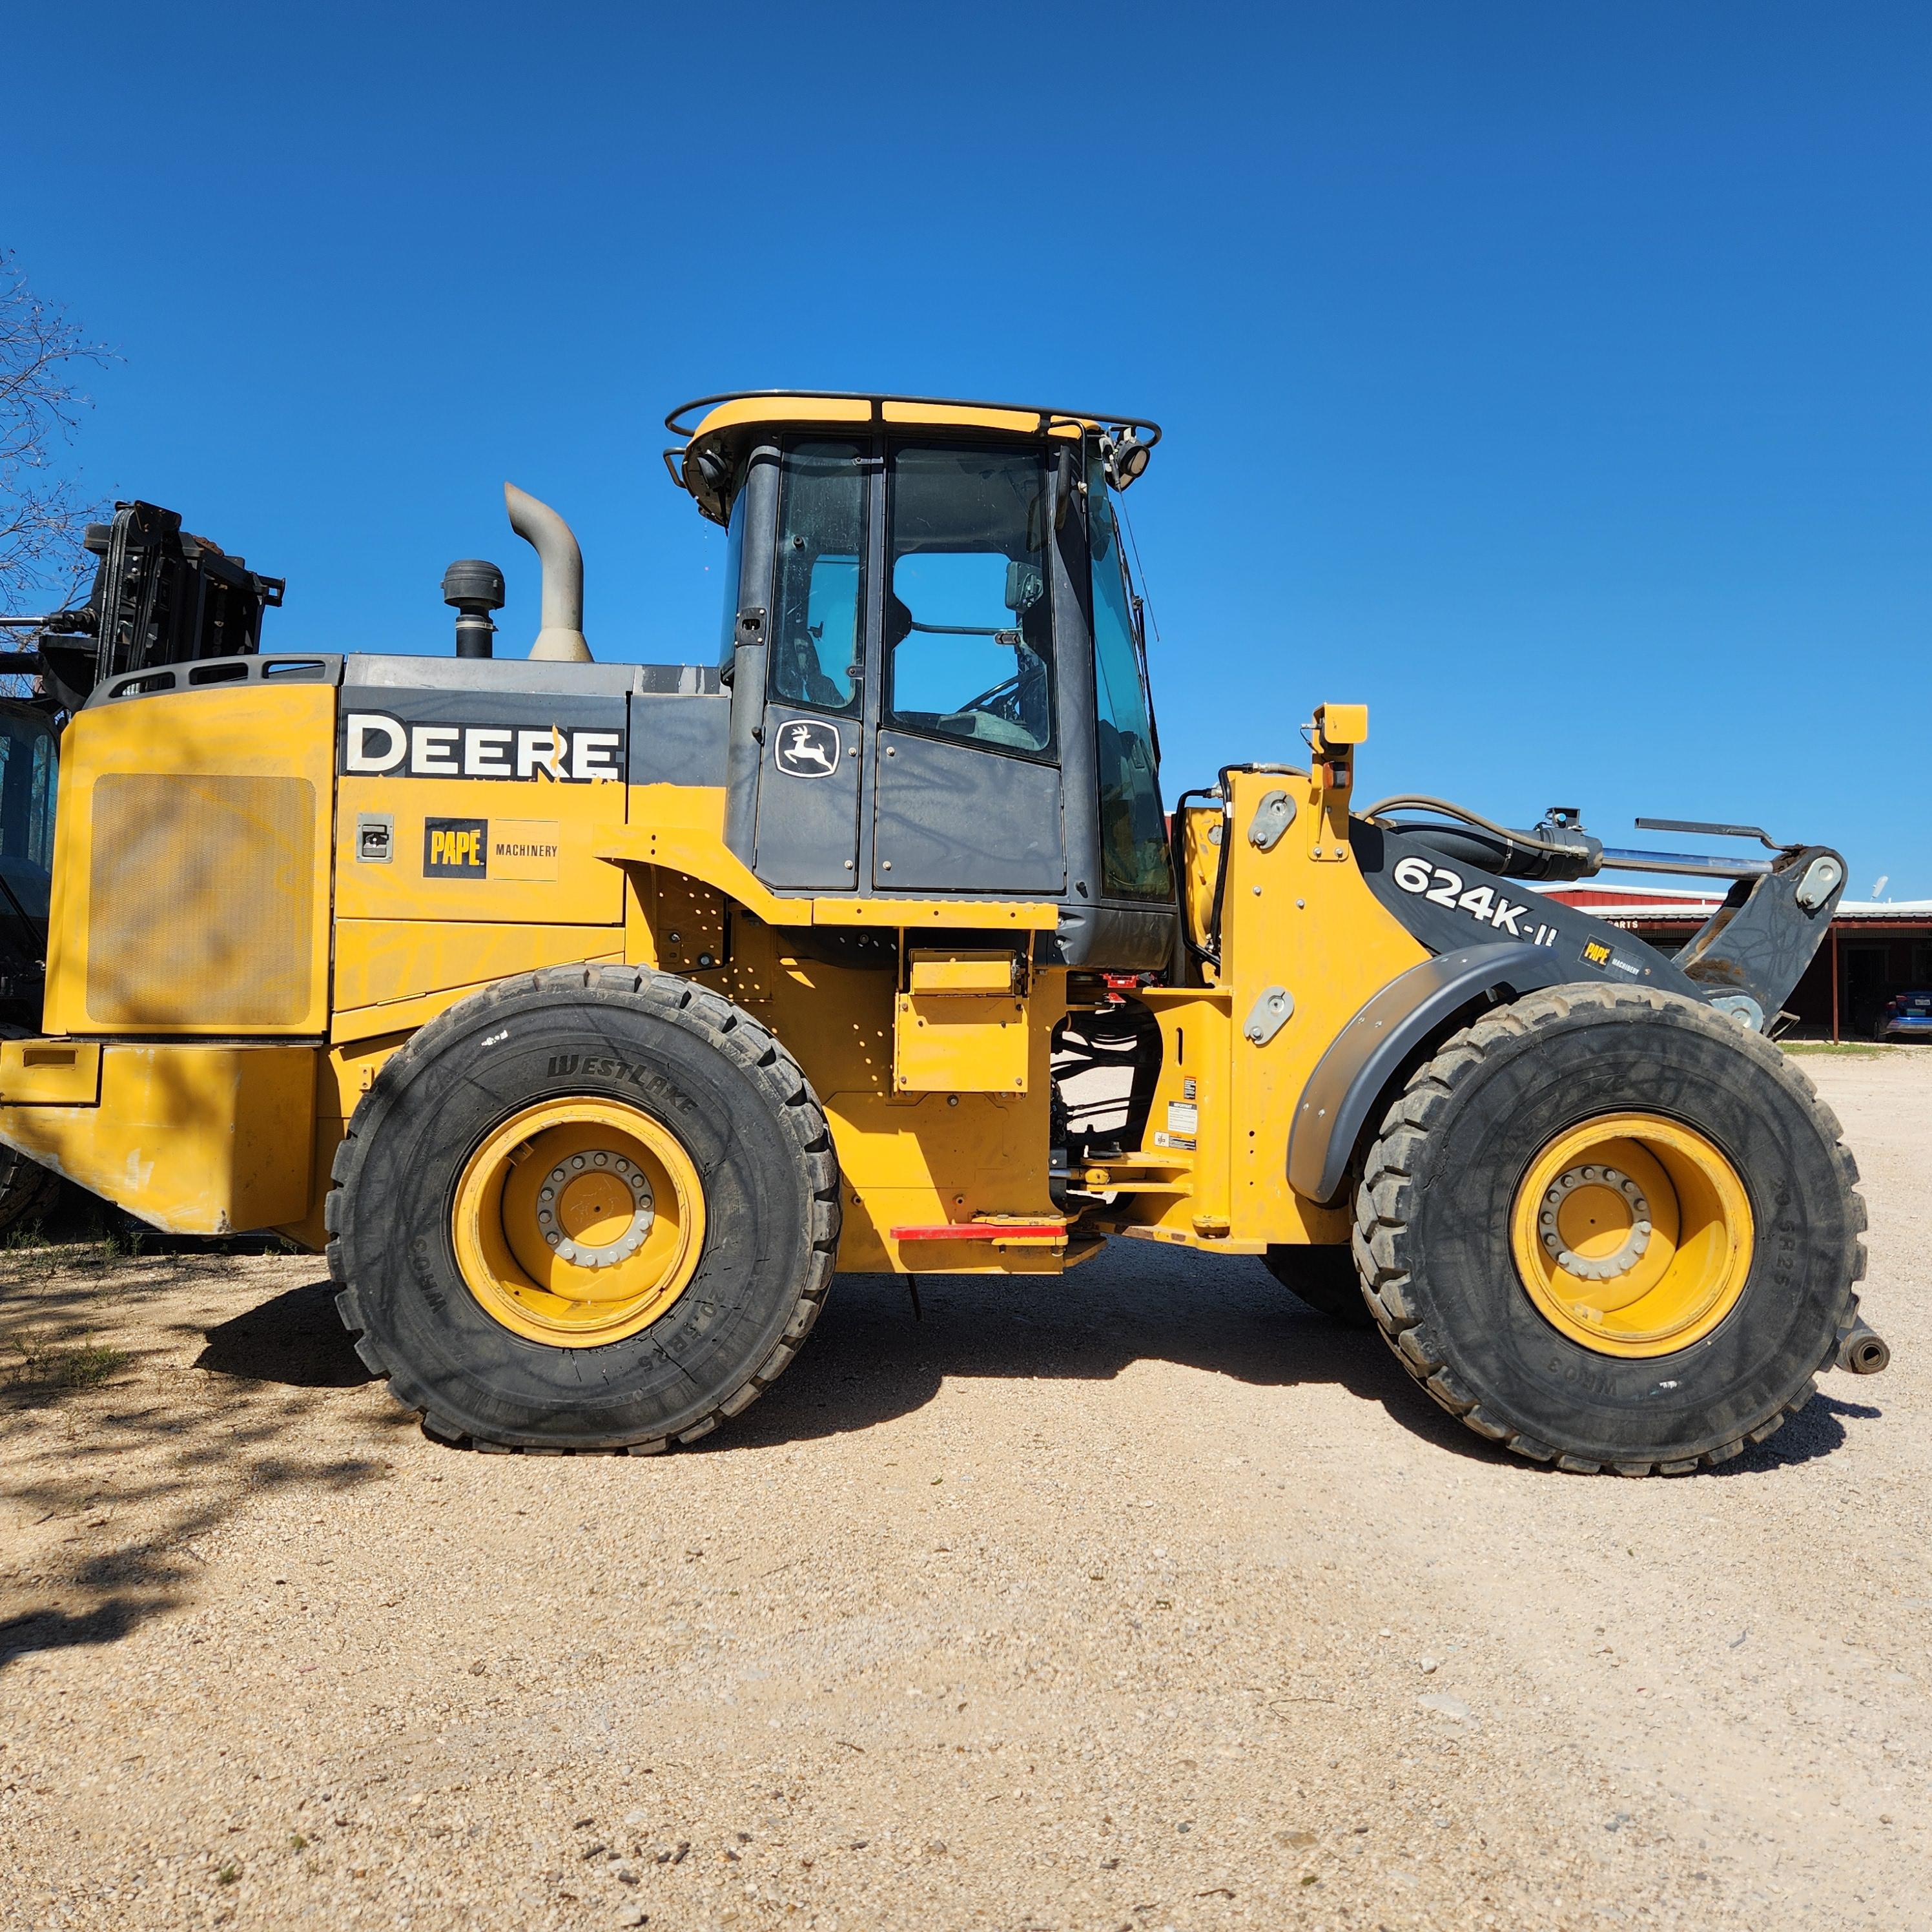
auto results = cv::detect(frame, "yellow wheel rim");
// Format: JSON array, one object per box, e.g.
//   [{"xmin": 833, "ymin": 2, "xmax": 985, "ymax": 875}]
[
  {"xmin": 451, "ymin": 1098, "xmax": 706, "ymax": 1348},
  {"xmin": 1509, "ymin": 1113, "xmax": 1753, "ymax": 1358}
]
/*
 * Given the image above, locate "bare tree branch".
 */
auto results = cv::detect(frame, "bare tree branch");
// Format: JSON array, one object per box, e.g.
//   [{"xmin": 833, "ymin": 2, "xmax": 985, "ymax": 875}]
[{"xmin": 0, "ymin": 251, "xmax": 115, "ymax": 617}]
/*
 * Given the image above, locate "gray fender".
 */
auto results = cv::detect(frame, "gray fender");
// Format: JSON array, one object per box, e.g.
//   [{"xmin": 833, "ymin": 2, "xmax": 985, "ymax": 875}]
[{"xmin": 1286, "ymin": 942, "xmax": 1568, "ymax": 1206}]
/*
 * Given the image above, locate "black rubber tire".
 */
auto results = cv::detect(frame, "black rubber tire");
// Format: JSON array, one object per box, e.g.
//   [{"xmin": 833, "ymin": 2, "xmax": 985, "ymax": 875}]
[
  {"xmin": 1353, "ymin": 983, "xmax": 1867, "ymax": 1475},
  {"xmin": 328, "ymin": 964, "xmax": 841, "ymax": 1452},
  {"xmin": 1263, "ymin": 1242, "xmax": 1373, "ymax": 1326},
  {"xmin": 0, "ymin": 1144, "xmax": 59, "ymax": 1237}
]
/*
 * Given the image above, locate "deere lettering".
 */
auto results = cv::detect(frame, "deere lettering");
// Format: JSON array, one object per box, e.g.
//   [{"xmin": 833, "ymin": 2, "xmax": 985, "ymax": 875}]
[{"xmin": 344, "ymin": 712, "xmax": 622, "ymax": 783}]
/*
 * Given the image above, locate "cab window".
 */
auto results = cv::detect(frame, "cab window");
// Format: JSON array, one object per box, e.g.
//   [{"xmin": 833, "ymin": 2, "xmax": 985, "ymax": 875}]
[
  {"xmin": 0, "ymin": 705, "xmax": 56, "ymax": 914},
  {"xmin": 885, "ymin": 443, "xmax": 1054, "ymax": 755},
  {"xmin": 770, "ymin": 440, "xmax": 867, "ymax": 715},
  {"xmin": 1089, "ymin": 464, "xmax": 1173, "ymax": 901}
]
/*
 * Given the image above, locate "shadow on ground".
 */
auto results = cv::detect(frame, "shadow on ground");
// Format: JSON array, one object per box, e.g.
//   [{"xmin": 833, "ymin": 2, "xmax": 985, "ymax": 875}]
[
  {"xmin": 720, "ymin": 1253, "xmax": 1492, "ymax": 1464},
  {"xmin": 195, "ymin": 1279, "xmax": 379, "ymax": 1388},
  {"xmin": 170, "ymin": 1254, "xmax": 1475, "ymax": 1462},
  {"xmin": 1, "ymin": 1246, "xmax": 407, "ymax": 1670},
  {"xmin": 169, "ymin": 1251, "xmax": 1884, "ymax": 1483},
  {"xmin": 1, "ymin": 1237, "xmax": 1879, "ymax": 1670},
  {"xmin": 1719, "ymin": 1391, "xmax": 1883, "ymax": 1475},
  {"xmin": 715, "ymin": 1258, "xmax": 1886, "ymax": 1482}
]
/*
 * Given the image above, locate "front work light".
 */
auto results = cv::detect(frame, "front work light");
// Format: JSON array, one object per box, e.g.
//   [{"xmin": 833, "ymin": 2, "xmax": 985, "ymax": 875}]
[{"xmin": 1103, "ymin": 432, "xmax": 1151, "ymax": 491}]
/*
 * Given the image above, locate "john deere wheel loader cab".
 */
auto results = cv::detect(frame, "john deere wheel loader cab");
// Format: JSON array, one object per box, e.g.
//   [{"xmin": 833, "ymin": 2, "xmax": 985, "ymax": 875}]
[{"xmin": 0, "ymin": 391, "xmax": 1882, "ymax": 1469}]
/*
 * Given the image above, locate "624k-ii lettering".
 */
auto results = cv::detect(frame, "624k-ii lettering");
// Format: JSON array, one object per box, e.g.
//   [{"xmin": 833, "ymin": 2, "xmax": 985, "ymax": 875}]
[
  {"xmin": 0, "ymin": 393, "xmax": 1874, "ymax": 1482},
  {"xmin": 1390, "ymin": 854, "xmax": 1545, "ymax": 940}
]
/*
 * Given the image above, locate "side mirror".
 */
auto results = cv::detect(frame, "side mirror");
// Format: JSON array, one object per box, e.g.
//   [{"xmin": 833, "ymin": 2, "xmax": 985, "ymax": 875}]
[
  {"xmin": 721, "ymin": 606, "xmax": 766, "ymax": 688},
  {"xmin": 1004, "ymin": 561, "xmax": 1044, "ymax": 613}
]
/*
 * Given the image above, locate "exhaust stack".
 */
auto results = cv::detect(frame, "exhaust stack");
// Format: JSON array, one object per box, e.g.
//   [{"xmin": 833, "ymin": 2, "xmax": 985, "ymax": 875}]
[{"xmin": 504, "ymin": 482, "xmax": 592, "ymax": 662}]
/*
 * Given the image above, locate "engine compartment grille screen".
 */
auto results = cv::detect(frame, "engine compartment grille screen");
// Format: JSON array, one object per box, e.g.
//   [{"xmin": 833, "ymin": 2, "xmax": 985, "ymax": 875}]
[{"xmin": 86, "ymin": 774, "xmax": 316, "ymax": 1027}]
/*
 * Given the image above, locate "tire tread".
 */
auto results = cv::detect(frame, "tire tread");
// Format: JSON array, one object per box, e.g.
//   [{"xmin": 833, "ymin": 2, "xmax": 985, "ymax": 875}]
[
  {"xmin": 328, "ymin": 963, "xmax": 840, "ymax": 1453},
  {"xmin": 1353, "ymin": 981, "xmax": 1867, "ymax": 1475}
]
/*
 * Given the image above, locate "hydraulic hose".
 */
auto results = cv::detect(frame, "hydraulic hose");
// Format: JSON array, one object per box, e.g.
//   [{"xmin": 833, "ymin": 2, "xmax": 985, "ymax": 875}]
[
  {"xmin": 1362, "ymin": 794, "xmax": 1588, "ymax": 860},
  {"xmin": 1168, "ymin": 785, "xmax": 1225, "ymax": 971},
  {"xmin": 1367, "ymin": 795, "xmax": 1779, "ymax": 882},
  {"xmin": 1363, "ymin": 795, "xmax": 1603, "ymax": 883}
]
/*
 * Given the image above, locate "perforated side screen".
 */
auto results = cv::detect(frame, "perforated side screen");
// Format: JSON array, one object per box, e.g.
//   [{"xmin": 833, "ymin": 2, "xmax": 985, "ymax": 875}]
[{"xmin": 87, "ymin": 774, "xmax": 316, "ymax": 1027}]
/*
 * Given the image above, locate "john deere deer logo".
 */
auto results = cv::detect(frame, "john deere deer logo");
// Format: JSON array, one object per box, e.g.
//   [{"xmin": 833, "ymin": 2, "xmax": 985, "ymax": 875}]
[{"xmin": 774, "ymin": 719, "xmax": 840, "ymax": 778}]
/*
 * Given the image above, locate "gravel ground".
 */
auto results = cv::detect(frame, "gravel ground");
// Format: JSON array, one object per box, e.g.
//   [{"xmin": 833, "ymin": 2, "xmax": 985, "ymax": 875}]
[{"xmin": 1, "ymin": 1049, "xmax": 1926, "ymax": 1931}]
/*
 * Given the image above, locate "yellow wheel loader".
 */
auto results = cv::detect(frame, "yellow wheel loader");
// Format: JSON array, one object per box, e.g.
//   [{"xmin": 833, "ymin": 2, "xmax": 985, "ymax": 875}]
[{"xmin": 0, "ymin": 393, "xmax": 1886, "ymax": 1468}]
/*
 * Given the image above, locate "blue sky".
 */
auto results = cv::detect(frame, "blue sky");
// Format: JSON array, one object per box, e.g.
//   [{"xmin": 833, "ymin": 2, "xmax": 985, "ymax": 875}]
[{"xmin": 6, "ymin": 1, "xmax": 1929, "ymax": 895}]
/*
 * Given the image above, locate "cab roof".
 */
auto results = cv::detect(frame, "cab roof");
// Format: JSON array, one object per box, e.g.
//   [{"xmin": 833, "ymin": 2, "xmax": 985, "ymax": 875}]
[{"xmin": 663, "ymin": 390, "xmax": 1161, "ymax": 526}]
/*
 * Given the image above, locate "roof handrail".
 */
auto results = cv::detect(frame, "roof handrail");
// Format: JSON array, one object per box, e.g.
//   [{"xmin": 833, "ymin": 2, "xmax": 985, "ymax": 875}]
[{"xmin": 663, "ymin": 389, "xmax": 1161, "ymax": 447}]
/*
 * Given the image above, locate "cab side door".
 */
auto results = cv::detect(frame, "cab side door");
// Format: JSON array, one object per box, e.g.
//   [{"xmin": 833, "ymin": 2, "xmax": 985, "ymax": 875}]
[{"xmin": 871, "ymin": 440, "xmax": 1067, "ymax": 894}]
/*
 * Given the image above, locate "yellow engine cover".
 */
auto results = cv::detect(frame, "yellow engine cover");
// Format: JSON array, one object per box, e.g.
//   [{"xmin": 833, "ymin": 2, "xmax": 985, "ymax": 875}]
[{"xmin": 44, "ymin": 683, "xmax": 336, "ymax": 1037}]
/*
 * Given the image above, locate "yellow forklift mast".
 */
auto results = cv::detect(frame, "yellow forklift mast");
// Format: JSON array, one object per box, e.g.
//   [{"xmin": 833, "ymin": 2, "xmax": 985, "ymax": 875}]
[{"xmin": 0, "ymin": 391, "xmax": 1884, "ymax": 1470}]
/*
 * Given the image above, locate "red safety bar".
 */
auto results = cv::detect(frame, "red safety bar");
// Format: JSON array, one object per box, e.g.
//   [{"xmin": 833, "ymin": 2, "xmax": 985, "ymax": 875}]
[{"xmin": 889, "ymin": 1223, "xmax": 1067, "ymax": 1241}]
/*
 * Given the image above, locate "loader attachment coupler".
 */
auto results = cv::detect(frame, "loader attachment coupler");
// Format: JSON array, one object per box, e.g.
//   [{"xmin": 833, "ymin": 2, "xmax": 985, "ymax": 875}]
[{"xmin": 1671, "ymin": 843, "xmax": 1847, "ymax": 1029}]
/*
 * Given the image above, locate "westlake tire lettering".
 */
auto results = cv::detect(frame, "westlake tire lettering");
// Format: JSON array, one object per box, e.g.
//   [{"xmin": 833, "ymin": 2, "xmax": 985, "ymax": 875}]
[
  {"xmin": 344, "ymin": 711, "xmax": 622, "ymax": 783},
  {"xmin": 546, "ymin": 1051, "xmax": 649, "ymax": 1082}
]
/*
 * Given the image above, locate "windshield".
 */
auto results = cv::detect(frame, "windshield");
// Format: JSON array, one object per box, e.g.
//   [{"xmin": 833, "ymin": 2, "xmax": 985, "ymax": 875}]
[{"xmin": 1088, "ymin": 460, "xmax": 1172, "ymax": 901}]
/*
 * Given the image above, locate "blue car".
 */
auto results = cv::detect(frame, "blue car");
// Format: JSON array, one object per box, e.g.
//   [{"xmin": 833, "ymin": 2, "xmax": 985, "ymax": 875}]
[{"xmin": 1875, "ymin": 990, "xmax": 1932, "ymax": 1042}]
